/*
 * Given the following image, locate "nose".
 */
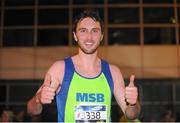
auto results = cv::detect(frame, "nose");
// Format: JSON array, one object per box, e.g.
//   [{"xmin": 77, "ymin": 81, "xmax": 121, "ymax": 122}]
[{"xmin": 87, "ymin": 31, "xmax": 92, "ymax": 41}]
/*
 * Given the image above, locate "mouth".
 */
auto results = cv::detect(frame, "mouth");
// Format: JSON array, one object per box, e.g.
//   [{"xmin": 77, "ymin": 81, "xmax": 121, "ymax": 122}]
[{"xmin": 85, "ymin": 41, "xmax": 94, "ymax": 47}]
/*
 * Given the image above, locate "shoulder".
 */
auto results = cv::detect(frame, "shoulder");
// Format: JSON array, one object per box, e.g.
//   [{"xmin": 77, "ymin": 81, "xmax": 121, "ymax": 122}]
[
  {"xmin": 102, "ymin": 59, "xmax": 119, "ymax": 72},
  {"xmin": 109, "ymin": 64, "xmax": 121, "ymax": 75},
  {"xmin": 46, "ymin": 60, "xmax": 65, "ymax": 80},
  {"xmin": 48, "ymin": 60, "xmax": 64, "ymax": 72},
  {"xmin": 102, "ymin": 60, "xmax": 122, "ymax": 78},
  {"xmin": 50, "ymin": 60, "xmax": 65, "ymax": 69},
  {"xmin": 108, "ymin": 63, "xmax": 124, "ymax": 83}
]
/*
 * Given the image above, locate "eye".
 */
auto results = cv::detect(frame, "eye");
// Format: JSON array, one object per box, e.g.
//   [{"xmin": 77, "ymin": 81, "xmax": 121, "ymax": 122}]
[
  {"xmin": 92, "ymin": 28, "xmax": 100, "ymax": 33},
  {"xmin": 79, "ymin": 29, "xmax": 86, "ymax": 33}
]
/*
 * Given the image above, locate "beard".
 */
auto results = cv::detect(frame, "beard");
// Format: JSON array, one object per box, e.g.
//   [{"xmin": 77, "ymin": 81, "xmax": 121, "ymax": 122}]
[{"xmin": 77, "ymin": 40, "xmax": 100, "ymax": 54}]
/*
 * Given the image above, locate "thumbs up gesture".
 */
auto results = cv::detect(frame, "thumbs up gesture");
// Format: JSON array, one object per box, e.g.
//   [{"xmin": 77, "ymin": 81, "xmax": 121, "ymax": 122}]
[
  {"xmin": 35, "ymin": 74, "xmax": 59, "ymax": 104},
  {"xmin": 125, "ymin": 75, "xmax": 138, "ymax": 105}
]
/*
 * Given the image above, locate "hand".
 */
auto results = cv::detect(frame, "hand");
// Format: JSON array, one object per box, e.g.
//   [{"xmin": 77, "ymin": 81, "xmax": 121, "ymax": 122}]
[
  {"xmin": 125, "ymin": 75, "xmax": 138, "ymax": 105},
  {"xmin": 36, "ymin": 74, "xmax": 58, "ymax": 104}
]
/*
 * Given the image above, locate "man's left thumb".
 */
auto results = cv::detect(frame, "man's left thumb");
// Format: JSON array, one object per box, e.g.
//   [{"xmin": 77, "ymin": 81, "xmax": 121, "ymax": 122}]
[{"xmin": 128, "ymin": 75, "xmax": 135, "ymax": 87}]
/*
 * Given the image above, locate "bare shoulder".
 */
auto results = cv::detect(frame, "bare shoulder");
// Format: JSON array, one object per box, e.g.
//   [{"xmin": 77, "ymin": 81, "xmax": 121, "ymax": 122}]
[
  {"xmin": 43, "ymin": 60, "xmax": 65, "ymax": 87},
  {"xmin": 109, "ymin": 64, "xmax": 121, "ymax": 75},
  {"xmin": 109, "ymin": 64, "xmax": 124, "ymax": 84},
  {"xmin": 47, "ymin": 60, "xmax": 65, "ymax": 76},
  {"xmin": 49, "ymin": 60, "xmax": 64, "ymax": 70}
]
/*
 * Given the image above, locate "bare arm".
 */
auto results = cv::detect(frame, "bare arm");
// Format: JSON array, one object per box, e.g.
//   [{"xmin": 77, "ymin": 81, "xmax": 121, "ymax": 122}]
[
  {"xmin": 27, "ymin": 73, "xmax": 53, "ymax": 115},
  {"xmin": 110, "ymin": 65, "xmax": 141, "ymax": 120},
  {"xmin": 27, "ymin": 85, "xmax": 43, "ymax": 115},
  {"xmin": 125, "ymin": 100, "xmax": 141, "ymax": 120},
  {"xmin": 124, "ymin": 75, "xmax": 141, "ymax": 120},
  {"xmin": 27, "ymin": 61, "xmax": 64, "ymax": 116}
]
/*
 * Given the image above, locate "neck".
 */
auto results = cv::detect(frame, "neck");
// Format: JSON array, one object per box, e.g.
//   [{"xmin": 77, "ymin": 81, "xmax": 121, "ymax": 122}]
[
  {"xmin": 74, "ymin": 49, "xmax": 100, "ymax": 69},
  {"xmin": 72, "ymin": 49, "xmax": 101, "ymax": 78}
]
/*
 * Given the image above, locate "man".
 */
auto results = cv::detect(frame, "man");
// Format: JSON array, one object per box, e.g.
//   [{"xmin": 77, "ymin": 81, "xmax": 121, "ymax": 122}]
[{"xmin": 27, "ymin": 9, "xmax": 141, "ymax": 122}]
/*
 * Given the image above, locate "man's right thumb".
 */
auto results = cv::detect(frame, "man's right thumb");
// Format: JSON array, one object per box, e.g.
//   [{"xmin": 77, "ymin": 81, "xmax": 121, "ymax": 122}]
[
  {"xmin": 50, "ymin": 77, "xmax": 60, "ymax": 91},
  {"xmin": 44, "ymin": 73, "xmax": 51, "ymax": 86}
]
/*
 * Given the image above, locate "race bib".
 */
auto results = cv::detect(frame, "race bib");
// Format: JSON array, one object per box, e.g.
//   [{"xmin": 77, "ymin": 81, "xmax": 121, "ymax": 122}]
[{"xmin": 74, "ymin": 104, "xmax": 107, "ymax": 122}]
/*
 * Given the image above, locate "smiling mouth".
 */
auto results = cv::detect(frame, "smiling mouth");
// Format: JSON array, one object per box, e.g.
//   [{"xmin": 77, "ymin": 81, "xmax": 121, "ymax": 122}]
[
  {"xmin": 85, "ymin": 44, "xmax": 93, "ymax": 47},
  {"xmin": 85, "ymin": 41, "xmax": 94, "ymax": 46}
]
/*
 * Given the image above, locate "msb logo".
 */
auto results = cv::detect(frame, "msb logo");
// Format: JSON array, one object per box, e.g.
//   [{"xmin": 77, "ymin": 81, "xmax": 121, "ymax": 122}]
[{"xmin": 76, "ymin": 93, "xmax": 104, "ymax": 102}]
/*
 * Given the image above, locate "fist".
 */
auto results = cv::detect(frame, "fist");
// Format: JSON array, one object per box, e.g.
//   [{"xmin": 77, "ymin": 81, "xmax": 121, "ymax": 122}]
[
  {"xmin": 125, "ymin": 75, "xmax": 138, "ymax": 105},
  {"xmin": 36, "ymin": 74, "xmax": 57, "ymax": 104},
  {"xmin": 36, "ymin": 85, "xmax": 56, "ymax": 104}
]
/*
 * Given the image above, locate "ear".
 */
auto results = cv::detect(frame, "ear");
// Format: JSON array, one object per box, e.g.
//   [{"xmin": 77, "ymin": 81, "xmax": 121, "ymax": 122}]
[
  {"xmin": 100, "ymin": 32, "xmax": 104, "ymax": 41},
  {"xmin": 73, "ymin": 32, "xmax": 78, "ymax": 42}
]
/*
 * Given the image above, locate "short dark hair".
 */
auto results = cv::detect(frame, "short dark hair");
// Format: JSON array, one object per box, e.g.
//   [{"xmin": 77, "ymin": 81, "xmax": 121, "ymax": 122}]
[{"xmin": 73, "ymin": 9, "xmax": 104, "ymax": 34}]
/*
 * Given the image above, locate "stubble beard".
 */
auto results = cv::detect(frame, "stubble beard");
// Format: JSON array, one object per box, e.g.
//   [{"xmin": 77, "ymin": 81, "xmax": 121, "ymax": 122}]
[{"xmin": 78, "ymin": 41, "xmax": 100, "ymax": 55}]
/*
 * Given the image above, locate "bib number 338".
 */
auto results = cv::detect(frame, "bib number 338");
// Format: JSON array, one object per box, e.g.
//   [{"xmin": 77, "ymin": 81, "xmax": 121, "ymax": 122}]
[
  {"xmin": 75, "ymin": 105, "xmax": 107, "ymax": 122},
  {"xmin": 85, "ymin": 111, "xmax": 101, "ymax": 119}
]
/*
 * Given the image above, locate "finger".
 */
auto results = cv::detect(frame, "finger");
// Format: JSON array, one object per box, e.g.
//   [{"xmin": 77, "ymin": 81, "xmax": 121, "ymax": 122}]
[
  {"xmin": 41, "ymin": 98, "xmax": 53, "ymax": 104},
  {"xmin": 41, "ymin": 91, "xmax": 55, "ymax": 101},
  {"xmin": 125, "ymin": 86, "xmax": 137, "ymax": 92},
  {"xmin": 50, "ymin": 76, "xmax": 60, "ymax": 91},
  {"xmin": 42, "ymin": 85, "xmax": 55, "ymax": 93},
  {"xmin": 125, "ymin": 93, "xmax": 138, "ymax": 99},
  {"xmin": 128, "ymin": 74, "xmax": 135, "ymax": 87},
  {"xmin": 47, "ymin": 92, "xmax": 55, "ymax": 98},
  {"xmin": 126, "ymin": 98, "xmax": 136, "ymax": 105},
  {"xmin": 43, "ymin": 95, "xmax": 55, "ymax": 100}
]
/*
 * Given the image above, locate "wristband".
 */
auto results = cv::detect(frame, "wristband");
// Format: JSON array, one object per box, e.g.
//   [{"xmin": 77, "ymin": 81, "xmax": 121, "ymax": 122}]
[{"xmin": 129, "ymin": 103, "xmax": 136, "ymax": 106}]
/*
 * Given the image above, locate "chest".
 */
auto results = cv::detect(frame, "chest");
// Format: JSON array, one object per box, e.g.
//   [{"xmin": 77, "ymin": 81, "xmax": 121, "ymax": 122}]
[
  {"xmin": 70, "ymin": 72, "xmax": 108, "ymax": 92},
  {"xmin": 74, "ymin": 64, "xmax": 101, "ymax": 78},
  {"xmin": 66, "ymin": 72, "xmax": 111, "ymax": 105}
]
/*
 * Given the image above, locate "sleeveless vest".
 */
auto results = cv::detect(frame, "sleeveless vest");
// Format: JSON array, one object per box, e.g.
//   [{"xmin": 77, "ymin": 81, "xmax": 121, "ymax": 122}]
[{"xmin": 56, "ymin": 57, "xmax": 114, "ymax": 122}]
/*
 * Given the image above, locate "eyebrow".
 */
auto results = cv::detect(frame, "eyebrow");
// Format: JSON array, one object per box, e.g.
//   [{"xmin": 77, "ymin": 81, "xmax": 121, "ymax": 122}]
[
  {"xmin": 78, "ymin": 27, "xmax": 101, "ymax": 30},
  {"xmin": 78, "ymin": 28, "xmax": 86, "ymax": 30},
  {"xmin": 92, "ymin": 28, "xmax": 101, "ymax": 30}
]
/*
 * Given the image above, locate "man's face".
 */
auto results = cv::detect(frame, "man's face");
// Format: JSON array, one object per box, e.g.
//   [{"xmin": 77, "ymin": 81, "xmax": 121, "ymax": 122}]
[{"xmin": 73, "ymin": 17, "xmax": 103, "ymax": 54}]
